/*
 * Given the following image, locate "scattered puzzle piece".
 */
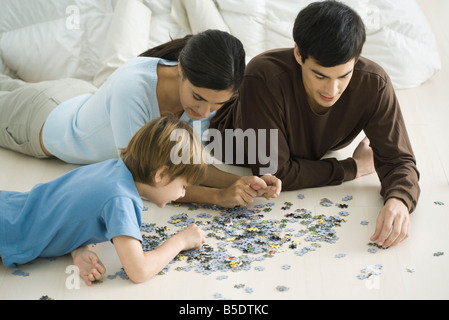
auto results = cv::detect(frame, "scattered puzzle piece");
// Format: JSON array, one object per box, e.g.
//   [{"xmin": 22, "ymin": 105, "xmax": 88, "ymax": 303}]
[
  {"xmin": 357, "ymin": 265, "xmax": 382, "ymax": 280},
  {"xmin": 406, "ymin": 267, "xmax": 415, "ymax": 273},
  {"xmin": 367, "ymin": 242, "xmax": 386, "ymax": 250},
  {"xmin": 107, "ymin": 268, "xmax": 129, "ymax": 280},
  {"xmin": 276, "ymin": 285, "xmax": 289, "ymax": 292},
  {"xmin": 320, "ymin": 198, "xmax": 333, "ymax": 207},
  {"xmin": 12, "ymin": 269, "xmax": 29, "ymax": 277}
]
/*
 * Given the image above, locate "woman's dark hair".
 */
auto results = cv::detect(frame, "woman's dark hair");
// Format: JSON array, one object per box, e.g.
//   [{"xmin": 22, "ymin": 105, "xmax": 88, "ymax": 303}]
[
  {"xmin": 293, "ymin": 1, "xmax": 366, "ymax": 67},
  {"xmin": 140, "ymin": 30, "xmax": 245, "ymax": 91}
]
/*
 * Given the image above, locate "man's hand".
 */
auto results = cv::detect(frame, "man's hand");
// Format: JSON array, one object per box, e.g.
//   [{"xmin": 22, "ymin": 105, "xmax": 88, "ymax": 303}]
[{"xmin": 370, "ymin": 198, "xmax": 410, "ymax": 248}]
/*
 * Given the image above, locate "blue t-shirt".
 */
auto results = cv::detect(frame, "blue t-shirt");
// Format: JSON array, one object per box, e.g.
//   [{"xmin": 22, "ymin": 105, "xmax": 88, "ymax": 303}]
[
  {"xmin": 0, "ymin": 159, "xmax": 143, "ymax": 268},
  {"xmin": 42, "ymin": 57, "xmax": 214, "ymax": 164}
]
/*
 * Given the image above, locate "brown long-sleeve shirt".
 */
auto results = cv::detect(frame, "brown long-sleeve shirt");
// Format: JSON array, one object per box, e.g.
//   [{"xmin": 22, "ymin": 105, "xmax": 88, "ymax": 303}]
[{"xmin": 209, "ymin": 48, "xmax": 420, "ymax": 212}]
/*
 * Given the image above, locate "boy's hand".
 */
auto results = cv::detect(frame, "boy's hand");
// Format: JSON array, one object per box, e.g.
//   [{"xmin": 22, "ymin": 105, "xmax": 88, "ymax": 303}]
[
  {"xmin": 176, "ymin": 224, "xmax": 206, "ymax": 251},
  {"xmin": 71, "ymin": 247, "xmax": 106, "ymax": 286}
]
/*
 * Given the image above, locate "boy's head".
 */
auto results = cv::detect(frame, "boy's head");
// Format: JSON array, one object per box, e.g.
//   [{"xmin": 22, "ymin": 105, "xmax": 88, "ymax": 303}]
[
  {"xmin": 292, "ymin": 1, "xmax": 366, "ymax": 111},
  {"xmin": 121, "ymin": 117, "xmax": 207, "ymax": 190}
]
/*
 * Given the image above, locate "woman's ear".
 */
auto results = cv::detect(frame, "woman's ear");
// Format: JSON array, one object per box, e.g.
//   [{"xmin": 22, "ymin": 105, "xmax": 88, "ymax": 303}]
[{"xmin": 178, "ymin": 61, "xmax": 183, "ymax": 78}]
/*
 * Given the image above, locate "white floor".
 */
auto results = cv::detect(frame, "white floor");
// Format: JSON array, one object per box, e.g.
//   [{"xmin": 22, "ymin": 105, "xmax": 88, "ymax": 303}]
[{"xmin": 1, "ymin": 0, "xmax": 448, "ymax": 300}]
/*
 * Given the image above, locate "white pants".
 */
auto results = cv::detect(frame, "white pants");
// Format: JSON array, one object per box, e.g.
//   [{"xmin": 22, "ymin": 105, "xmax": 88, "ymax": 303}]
[{"xmin": 0, "ymin": 75, "xmax": 96, "ymax": 158}]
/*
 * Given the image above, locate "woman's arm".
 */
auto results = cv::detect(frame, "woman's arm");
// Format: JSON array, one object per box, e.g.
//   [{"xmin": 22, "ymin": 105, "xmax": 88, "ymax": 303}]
[{"xmin": 178, "ymin": 164, "xmax": 281, "ymax": 207}]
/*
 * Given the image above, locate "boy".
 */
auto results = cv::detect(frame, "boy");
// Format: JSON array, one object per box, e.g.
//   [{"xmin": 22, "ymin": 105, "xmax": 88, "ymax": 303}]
[
  {"xmin": 0, "ymin": 117, "xmax": 208, "ymax": 285},
  {"xmin": 210, "ymin": 1, "xmax": 420, "ymax": 248}
]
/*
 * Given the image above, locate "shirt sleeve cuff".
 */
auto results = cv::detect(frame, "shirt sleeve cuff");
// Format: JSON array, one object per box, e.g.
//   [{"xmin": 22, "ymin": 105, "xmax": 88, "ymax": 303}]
[
  {"xmin": 340, "ymin": 158, "xmax": 357, "ymax": 182},
  {"xmin": 385, "ymin": 191, "xmax": 415, "ymax": 213}
]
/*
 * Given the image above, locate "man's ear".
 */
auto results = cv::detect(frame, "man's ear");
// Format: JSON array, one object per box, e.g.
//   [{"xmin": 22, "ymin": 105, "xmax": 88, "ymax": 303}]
[{"xmin": 293, "ymin": 44, "xmax": 303, "ymax": 66}]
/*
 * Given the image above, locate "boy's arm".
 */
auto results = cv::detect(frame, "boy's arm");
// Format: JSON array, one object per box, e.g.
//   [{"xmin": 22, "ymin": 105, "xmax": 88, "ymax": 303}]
[{"xmin": 113, "ymin": 224, "xmax": 205, "ymax": 284}]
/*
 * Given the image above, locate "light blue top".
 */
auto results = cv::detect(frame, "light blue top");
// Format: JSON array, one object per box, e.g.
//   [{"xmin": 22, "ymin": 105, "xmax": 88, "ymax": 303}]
[
  {"xmin": 0, "ymin": 159, "xmax": 143, "ymax": 268},
  {"xmin": 42, "ymin": 57, "xmax": 213, "ymax": 164}
]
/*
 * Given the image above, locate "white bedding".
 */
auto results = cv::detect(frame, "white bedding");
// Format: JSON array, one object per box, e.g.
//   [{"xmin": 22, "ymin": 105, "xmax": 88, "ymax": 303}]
[{"xmin": 0, "ymin": 0, "xmax": 441, "ymax": 89}]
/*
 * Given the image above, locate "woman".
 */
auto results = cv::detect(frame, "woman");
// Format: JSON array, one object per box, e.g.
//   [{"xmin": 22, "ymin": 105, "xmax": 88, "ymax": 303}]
[{"xmin": 0, "ymin": 29, "xmax": 281, "ymax": 207}]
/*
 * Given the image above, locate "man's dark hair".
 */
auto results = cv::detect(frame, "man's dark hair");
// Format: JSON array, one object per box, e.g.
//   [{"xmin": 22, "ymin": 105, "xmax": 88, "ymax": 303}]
[{"xmin": 293, "ymin": 1, "xmax": 366, "ymax": 67}]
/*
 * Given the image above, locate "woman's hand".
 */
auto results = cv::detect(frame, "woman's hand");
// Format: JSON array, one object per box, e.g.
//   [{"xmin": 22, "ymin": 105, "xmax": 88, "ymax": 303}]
[
  {"xmin": 251, "ymin": 174, "xmax": 282, "ymax": 200},
  {"xmin": 215, "ymin": 175, "xmax": 281, "ymax": 207}
]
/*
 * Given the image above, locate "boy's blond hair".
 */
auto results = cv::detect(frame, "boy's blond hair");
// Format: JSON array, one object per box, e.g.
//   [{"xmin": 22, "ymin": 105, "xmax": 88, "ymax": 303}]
[{"xmin": 121, "ymin": 117, "xmax": 207, "ymax": 186}]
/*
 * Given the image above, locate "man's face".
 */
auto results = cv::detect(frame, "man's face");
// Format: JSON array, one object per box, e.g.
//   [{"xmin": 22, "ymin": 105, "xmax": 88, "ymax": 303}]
[{"xmin": 294, "ymin": 45, "xmax": 355, "ymax": 112}]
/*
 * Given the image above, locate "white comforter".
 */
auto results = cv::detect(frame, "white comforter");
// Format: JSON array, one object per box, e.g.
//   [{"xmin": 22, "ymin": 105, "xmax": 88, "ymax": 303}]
[{"xmin": 0, "ymin": 0, "xmax": 441, "ymax": 89}]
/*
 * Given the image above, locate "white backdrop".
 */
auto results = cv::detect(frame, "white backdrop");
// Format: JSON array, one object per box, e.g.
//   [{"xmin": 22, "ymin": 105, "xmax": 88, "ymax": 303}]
[{"xmin": 0, "ymin": 0, "xmax": 441, "ymax": 89}]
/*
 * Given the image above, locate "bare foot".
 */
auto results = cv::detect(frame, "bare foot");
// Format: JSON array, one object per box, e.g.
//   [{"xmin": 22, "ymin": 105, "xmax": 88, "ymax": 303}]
[{"xmin": 353, "ymin": 137, "xmax": 375, "ymax": 178}]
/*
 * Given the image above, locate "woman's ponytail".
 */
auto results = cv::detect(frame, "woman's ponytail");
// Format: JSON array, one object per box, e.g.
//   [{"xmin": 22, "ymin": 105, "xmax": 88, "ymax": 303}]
[{"xmin": 139, "ymin": 30, "xmax": 245, "ymax": 92}]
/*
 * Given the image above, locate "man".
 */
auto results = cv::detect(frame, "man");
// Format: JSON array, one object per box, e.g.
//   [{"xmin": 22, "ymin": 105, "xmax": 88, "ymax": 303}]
[{"xmin": 209, "ymin": 1, "xmax": 420, "ymax": 248}]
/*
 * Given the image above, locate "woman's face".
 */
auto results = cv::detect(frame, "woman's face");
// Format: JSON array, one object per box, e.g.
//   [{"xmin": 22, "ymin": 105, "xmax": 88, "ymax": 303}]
[{"xmin": 179, "ymin": 77, "xmax": 234, "ymax": 120}]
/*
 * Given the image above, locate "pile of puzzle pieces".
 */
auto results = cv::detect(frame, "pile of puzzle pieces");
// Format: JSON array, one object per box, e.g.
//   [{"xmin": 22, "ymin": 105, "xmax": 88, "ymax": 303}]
[{"xmin": 137, "ymin": 196, "xmax": 351, "ymax": 276}]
